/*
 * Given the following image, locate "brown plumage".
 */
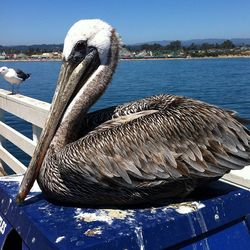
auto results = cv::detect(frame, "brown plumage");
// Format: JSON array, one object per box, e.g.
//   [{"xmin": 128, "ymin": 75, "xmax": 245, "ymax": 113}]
[{"xmin": 17, "ymin": 19, "xmax": 250, "ymax": 206}]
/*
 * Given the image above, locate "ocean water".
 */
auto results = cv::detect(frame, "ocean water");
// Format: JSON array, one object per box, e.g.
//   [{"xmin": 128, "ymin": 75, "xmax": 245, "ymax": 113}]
[{"xmin": 0, "ymin": 58, "xmax": 250, "ymax": 169}]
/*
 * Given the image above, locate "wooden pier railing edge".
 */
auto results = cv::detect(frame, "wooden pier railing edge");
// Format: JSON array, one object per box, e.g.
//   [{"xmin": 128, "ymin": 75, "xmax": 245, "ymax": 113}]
[{"xmin": 0, "ymin": 88, "xmax": 50, "ymax": 174}]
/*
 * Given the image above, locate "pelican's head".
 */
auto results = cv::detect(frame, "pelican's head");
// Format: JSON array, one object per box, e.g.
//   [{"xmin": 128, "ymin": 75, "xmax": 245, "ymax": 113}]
[
  {"xmin": 63, "ymin": 19, "xmax": 114, "ymax": 65},
  {"xmin": 17, "ymin": 19, "xmax": 120, "ymax": 203}
]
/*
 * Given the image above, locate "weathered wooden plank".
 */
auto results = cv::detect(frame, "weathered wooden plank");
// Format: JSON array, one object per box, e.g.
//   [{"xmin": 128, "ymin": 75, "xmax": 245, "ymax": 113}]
[
  {"xmin": 0, "ymin": 146, "xmax": 26, "ymax": 173},
  {"xmin": 32, "ymin": 124, "xmax": 43, "ymax": 144},
  {"xmin": 0, "ymin": 121, "xmax": 36, "ymax": 156},
  {"xmin": 0, "ymin": 89, "xmax": 50, "ymax": 128},
  {"xmin": 222, "ymin": 166, "xmax": 250, "ymax": 189}
]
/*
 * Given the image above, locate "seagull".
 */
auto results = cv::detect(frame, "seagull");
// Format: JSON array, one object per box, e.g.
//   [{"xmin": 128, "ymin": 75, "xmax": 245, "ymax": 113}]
[{"xmin": 0, "ymin": 66, "xmax": 31, "ymax": 94}]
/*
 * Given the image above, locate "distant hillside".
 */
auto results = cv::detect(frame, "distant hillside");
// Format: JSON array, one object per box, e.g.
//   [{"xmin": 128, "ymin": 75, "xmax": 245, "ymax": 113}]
[
  {"xmin": 132, "ymin": 38, "xmax": 250, "ymax": 47},
  {"xmin": 1, "ymin": 38, "xmax": 250, "ymax": 53},
  {"xmin": 0, "ymin": 44, "xmax": 63, "ymax": 52}
]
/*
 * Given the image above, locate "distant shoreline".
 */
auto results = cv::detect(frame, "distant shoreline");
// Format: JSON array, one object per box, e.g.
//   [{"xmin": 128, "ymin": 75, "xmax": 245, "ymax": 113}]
[
  {"xmin": 120, "ymin": 55, "xmax": 250, "ymax": 61},
  {"xmin": 0, "ymin": 55, "xmax": 250, "ymax": 63},
  {"xmin": 0, "ymin": 59, "xmax": 62, "ymax": 62}
]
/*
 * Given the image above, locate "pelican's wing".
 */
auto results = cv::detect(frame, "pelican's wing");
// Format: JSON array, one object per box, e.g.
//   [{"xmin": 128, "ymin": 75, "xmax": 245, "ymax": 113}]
[{"xmin": 59, "ymin": 95, "xmax": 250, "ymax": 188}]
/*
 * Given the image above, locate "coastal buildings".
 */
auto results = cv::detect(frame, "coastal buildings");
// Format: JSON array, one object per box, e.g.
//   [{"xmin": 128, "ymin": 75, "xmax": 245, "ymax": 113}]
[
  {"xmin": 0, "ymin": 51, "xmax": 62, "ymax": 61},
  {"xmin": 1, "ymin": 43, "xmax": 250, "ymax": 61}
]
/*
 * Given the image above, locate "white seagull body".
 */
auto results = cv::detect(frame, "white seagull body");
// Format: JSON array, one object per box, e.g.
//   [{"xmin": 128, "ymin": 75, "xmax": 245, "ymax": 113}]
[{"xmin": 0, "ymin": 66, "xmax": 30, "ymax": 94}]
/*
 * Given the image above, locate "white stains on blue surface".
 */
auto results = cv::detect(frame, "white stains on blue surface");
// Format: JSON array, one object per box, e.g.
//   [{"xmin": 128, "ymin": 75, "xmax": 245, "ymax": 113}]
[
  {"xmin": 84, "ymin": 227, "xmax": 103, "ymax": 237},
  {"xmin": 169, "ymin": 202, "xmax": 205, "ymax": 214},
  {"xmin": 74, "ymin": 208, "xmax": 135, "ymax": 226},
  {"xmin": 214, "ymin": 214, "xmax": 220, "ymax": 220},
  {"xmin": 55, "ymin": 236, "xmax": 65, "ymax": 243},
  {"xmin": 134, "ymin": 226, "xmax": 145, "ymax": 250},
  {"xmin": 195, "ymin": 209, "xmax": 210, "ymax": 249}
]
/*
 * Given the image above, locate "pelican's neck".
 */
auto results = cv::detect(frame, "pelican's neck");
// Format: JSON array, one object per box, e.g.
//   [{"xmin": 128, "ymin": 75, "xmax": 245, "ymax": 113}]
[{"xmin": 50, "ymin": 32, "xmax": 119, "ymax": 152}]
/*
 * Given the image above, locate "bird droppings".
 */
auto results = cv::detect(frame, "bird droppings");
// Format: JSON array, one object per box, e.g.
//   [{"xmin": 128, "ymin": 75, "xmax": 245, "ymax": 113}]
[
  {"xmin": 134, "ymin": 226, "xmax": 145, "ymax": 250},
  {"xmin": 55, "ymin": 236, "xmax": 65, "ymax": 243},
  {"xmin": 150, "ymin": 207, "xmax": 157, "ymax": 214},
  {"xmin": 84, "ymin": 227, "xmax": 103, "ymax": 236},
  {"xmin": 167, "ymin": 201, "xmax": 206, "ymax": 214},
  {"xmin": 214, "ymin": 214, "xmax": 220, "ymax": 220},
  {"xmin": 74, "ymin": 209, "xmax": 134, "ymax": 225}
]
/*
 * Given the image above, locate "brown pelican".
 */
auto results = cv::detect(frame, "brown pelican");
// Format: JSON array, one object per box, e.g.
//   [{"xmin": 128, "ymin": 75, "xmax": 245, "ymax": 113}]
[{"xmin": 16, "ymin": 19, "xmax": 250, "ymax": 206}]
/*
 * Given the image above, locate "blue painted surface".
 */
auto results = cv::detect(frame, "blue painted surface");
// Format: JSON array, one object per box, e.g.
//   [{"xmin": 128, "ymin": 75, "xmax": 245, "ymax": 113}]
[
  {"xmin": 182, "ymin": 221, "xmax": 250, "ymax": 250},
  {"xmin": 0, "ymin": 176, "xmax": 249, "ymax": 249}
]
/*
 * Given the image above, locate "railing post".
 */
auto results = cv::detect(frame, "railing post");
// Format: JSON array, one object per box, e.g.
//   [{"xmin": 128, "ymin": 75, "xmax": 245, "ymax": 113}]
[
  {"xmin": 0, "ymin": 89, "xmax": 50, "ymax": 174},
  {"xmin": 32, "ymin": 125, "xmax": 43, "ymax": 144},
  {"xmin": 0, "ymin": 109, "xmax": 7, "ymax": 176}
]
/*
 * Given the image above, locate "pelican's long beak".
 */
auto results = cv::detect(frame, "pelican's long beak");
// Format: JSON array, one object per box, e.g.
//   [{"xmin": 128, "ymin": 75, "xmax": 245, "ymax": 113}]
[{"xmin": 16, "ymin": 48, "xmax": 100, "ymax": 203}]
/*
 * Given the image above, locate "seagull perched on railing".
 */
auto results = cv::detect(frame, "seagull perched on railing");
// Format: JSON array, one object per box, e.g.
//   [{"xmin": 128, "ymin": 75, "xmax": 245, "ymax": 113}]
[{"xmin": 0, "ymin": 66, "xmax": 31, "ymax": 94}]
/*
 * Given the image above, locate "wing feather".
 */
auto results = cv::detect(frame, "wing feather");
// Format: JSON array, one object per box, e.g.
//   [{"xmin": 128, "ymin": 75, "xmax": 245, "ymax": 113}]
[{"xmin": 59, "ymin": 94, "xmax": 250, "ymax": 188}]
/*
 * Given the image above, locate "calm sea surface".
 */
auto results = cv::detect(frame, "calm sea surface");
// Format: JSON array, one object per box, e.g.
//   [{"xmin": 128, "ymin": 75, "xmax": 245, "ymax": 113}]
[{"xmin": 0, "ymin": 58, "xmax": 250, "ymax": 170}]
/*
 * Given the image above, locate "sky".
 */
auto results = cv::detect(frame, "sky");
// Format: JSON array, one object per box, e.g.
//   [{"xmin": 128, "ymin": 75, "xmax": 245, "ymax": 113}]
[{"xmin": 1, "ymin": 0, "xmax": 250, "ymax": 46}]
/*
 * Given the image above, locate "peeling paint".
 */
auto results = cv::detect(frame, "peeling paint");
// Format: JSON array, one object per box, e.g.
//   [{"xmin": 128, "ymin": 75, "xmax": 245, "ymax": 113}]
[
  {"xmin": 74, "ymin": 209, "xmax": 134, "ymax": 225},
  {"xmin": 150, "ymin": 207, "xmax": 157, "ymax": 214},
  {"xmin": 84, "ymin": 227, "xmax": 103, "ymax": 236},
  {"xmin": 168, "ymin": 202, "xmax": 205, "ymax": 214}
]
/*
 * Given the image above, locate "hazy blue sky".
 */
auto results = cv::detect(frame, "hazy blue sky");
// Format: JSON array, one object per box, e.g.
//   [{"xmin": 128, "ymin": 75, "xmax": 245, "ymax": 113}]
[{"xmin": 1, "ymin": 0, "xmax": 250, "ymax": 45}]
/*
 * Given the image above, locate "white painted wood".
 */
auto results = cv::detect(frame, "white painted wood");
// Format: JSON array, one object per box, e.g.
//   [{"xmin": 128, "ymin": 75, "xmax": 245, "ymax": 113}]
[
  {"xmin": 0, "ymin": 109, "xmax": 5, "ymax": 145},
  {"xmin": 0, "ymin": 89, "xmax": 50, "ymax": 128},
  {"xmin": 0, "ymin": 89, "xmax": 50, "ymax": 173},
  {"xmin": 0, "ymin": 109, "xmax": 6, "ymax": 175},
  {"xmin": 0, "ymin": 121, "xmax": 36, "ymax": 156},
  {"xmin": 0, "ymin": 145, "xmax": 26, "ymax": 174},
  {"xmin": 222, "ymin": 165, "xmax": 250, "ymax": 189},
  {"xmin": 32, "ymin": 125, "xmax": 43, "ymax": 143}
]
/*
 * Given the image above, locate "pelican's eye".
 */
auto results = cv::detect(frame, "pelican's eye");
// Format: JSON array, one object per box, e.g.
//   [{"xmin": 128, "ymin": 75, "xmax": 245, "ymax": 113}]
[
  {"xmin": 69, "ymin": 40, "xmax": 87, "ymax": 63},
  {"xmin": 75, "ymin": 40, "xmax": 87, "ymax": 54}
]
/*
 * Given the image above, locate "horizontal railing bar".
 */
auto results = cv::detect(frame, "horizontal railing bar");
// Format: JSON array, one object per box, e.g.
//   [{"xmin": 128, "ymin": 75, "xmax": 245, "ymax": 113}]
[
  {"xmin": 0, "ymin": 89, "xmax": 50, "ymax": 128},
  {"xmin": 222, "ymin": 167, "xmax": 250, "ymax": 189},
  {"xmin": 0, "ymin": 145, "xmax": 26, "ymax": 174},
  {"xmin": 0, "ymin": 121, "xmax": 36, "ymax": 156}
]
